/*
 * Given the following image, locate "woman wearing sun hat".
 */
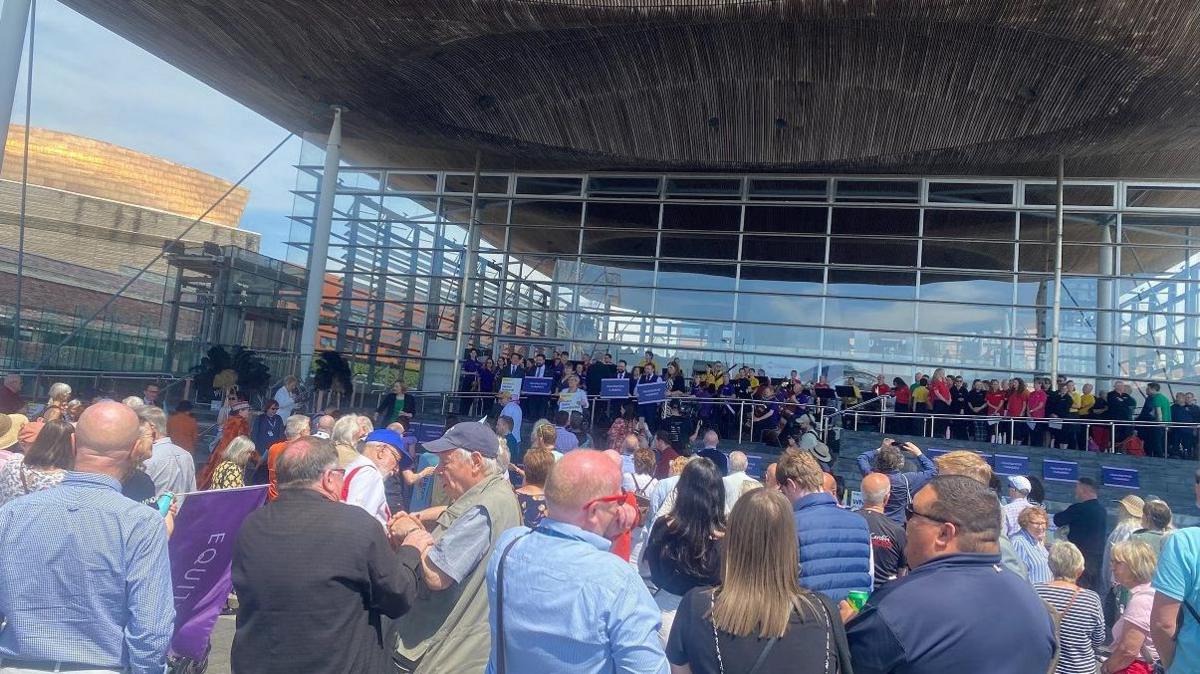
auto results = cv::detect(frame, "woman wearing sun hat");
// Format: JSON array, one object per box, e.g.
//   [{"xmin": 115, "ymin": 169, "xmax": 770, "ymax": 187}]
[{"xmin": 1100, "ymin": 493, "xmax": 1145, "ymax": 627}]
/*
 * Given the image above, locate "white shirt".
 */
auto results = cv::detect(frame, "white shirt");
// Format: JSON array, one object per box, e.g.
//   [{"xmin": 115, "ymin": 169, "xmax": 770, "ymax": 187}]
[
  {"xmin": 557, "ymin": 388, "xmax": 588, "ymax": 413},
  {"xmin": 651, "ymin": 475, "xmax": 681, "ymax": 521},
  {"xmin": 274, "ymin": 386, "xmax": 296, "ymax": 419},
  {"xmin": 143, "ymin": 437, "xmax": 197, "ymax": 504},
  {"xmin": 501, "ymin": 401, "xmax": 523, "ymax": 441},
  {"xmin": 342, "ymin": 455, "xmax": 390, "ymax": 528},
  {"xmin": 722, "ymin": 471, "xmax": 760, "ymax": 513}
]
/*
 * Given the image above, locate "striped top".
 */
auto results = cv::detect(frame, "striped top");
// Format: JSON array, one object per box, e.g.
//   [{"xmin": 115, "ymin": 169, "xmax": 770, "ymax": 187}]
[{"xmin": 1034, "ymin": 583, "xmax": 1105, "ymax": 674}]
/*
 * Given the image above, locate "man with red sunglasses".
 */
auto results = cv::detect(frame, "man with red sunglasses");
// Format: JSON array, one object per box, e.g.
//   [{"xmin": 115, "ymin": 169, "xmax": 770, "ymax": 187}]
[{"xmin": 484, "ymin": 450, "xmax": 666, "ymax": 674}]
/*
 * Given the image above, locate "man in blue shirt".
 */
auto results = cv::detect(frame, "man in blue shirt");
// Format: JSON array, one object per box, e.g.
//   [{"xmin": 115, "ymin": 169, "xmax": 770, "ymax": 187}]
[
  {"xmin": 845, "ymin": 475, "xmax": 1055, "ymax": 674},
  {"xmin": 856, "ymin": 439, "xmax": 938, "ymax": 525},
  {"xmin": 0, "ymin": 401, "xmax": 174, "ymax": 674},
  {"xmin": 485, "ymin": 450, "xmax": 666, "ymax": 674},
  {"xmin": 694, "ymin": 429, "xmax": 728, "ymax": 476},
  {"xmin": 1150, "ymin": 467, "xmax": 1200, "ymax": 673}
]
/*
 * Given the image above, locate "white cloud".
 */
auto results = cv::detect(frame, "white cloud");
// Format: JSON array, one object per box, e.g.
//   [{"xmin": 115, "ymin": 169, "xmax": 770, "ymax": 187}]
[{"xmin": 10, "ymin": 0, "xmax": 302, "ymax": 255}]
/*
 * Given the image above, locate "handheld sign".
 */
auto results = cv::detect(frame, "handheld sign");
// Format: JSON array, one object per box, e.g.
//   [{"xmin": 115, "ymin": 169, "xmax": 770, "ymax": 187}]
[
  {"xmin": 522, "ymin": 377, "xmax": 553, "ymax": 396},
  {"xmin": 601, "ymin": 378, "xmax": 632, "ymax": 399},
  {"xmin": 635, "ymin": 380, "xmax": 667, "ymax": 404},
  {"xmin": 499, "ymin": 377, "xmax": 522, "ymax": 401}
]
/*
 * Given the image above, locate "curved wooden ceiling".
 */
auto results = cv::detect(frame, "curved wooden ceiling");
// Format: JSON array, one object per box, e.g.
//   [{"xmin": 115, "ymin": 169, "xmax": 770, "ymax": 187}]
[{"xmin": 62, "ymin": 0, "xmax": 1200, "ymax": 177}]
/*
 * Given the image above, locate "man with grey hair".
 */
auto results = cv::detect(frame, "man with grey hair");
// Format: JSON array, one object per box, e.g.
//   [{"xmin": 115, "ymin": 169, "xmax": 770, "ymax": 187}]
[
  {"xmin": 694, "ymin": 429, "xmax": 728, "ymax": 476},
  {"xmin": 267, "ymin": 414, "xmax": 314, "ymax": 501},
  {"xmin": 855, "ymin": 472, "xmax": 906, "ymax": 589},
  {"xmin": 389, "ymin": 422, "xmax": 521, "ymax": 673},
  {"xmin": 344, "ymin": 429, "xmax": 405, "ymax": 527},
  {"xmin": 232, "ymin": 436, "xmax": 433, "ymax": 674},
  {"xmin": 313, "ymin": 414, "xmax": 335, "ymax": 439},
  {"xmin": 0, "ymin": 373, "xmax": 23, "ymax": 414},
  {"xmin": 721, "ymin": 450, "xmax": 761, "ymax": 513},
  {"xmin": 618, "ymin": 432, "xmax": 640, "ymax": 490},
  {"xmin": 1000, "ymin": 475, "xmax": 1033, "ymax": 538},
  {"xmin": 137, "ymin": 404, "xmax": 196, "ymax": 502}
]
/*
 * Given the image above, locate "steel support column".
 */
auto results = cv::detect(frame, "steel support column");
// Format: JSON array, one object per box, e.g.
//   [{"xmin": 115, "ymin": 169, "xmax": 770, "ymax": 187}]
[
  {"xmin": 1049, "ymin": 154, "xmax": 1065, "ymax": 383},
  {"xmin": 1096, "ymin": 221, "xmax": 1116, "ymax": 390},
  {"xmin": 449, "ymin": 151, "xmax": 483, "ymax": 398},
  {"xmin": 300, "ymin": 106, "xmax": 342, "ymax": 381}
]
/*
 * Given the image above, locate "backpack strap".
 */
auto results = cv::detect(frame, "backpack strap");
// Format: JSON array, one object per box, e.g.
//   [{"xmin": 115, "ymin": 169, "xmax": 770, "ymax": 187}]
[{"xmin": 495, "ymin": 529, "xmax": 535, "ymax": 674}]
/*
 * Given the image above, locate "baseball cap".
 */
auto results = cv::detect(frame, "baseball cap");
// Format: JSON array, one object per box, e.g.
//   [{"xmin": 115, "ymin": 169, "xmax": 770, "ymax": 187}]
[
  {"xmin": 1114, "ymin": 494, "xmax": 1145, "ymax": 519},
  {"xmin": 422, "ymin": 421, "xmax": 499, "ymax": 458},
  {"xmin": 364, "ymin": 429, "xmax": 405, "ymax": 451},
  {"xmin": 230, "ymin": 401, "xmax": 250, "ymax": 413},
  {"xmin": 1008, "ymin": 475, "xmax": 1032, "ymax": 493}
]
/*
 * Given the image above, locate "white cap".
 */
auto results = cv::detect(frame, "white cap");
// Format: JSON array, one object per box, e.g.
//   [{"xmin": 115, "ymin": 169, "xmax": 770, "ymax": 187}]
[{"xmin": 1008, "ymin": 475, "xmax": 1032, "ymax": 494}]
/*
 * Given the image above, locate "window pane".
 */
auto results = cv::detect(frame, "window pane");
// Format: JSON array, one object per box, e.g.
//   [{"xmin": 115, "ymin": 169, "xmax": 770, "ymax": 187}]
[
  {"xmin": 515, "ymin": 176, "xmax": 582, "ymax": 196},
  {"xmin": 831, "ymin": 208, "xmax": 919, "ymax": 237},
  {"xmin": 658, "ymin": 262, "xmax": 736, "ymax": 290},
  {"xmin": 384, "ymin": 172, "xmax": 436, "ymax": 192},
  {"xmin": 825, "ymin": 298, "xmax": 915, "ymax": 330},
  {"xmin": 923, "ymin": 209, "xmax": 1015, "ymax": 240},
  {"xmin": 829, "ymin": 237, "xmax": 917, "ymax": 266},
  {"xmin": 661, "ymin": 204, "xmax": 741, "ymax": 231},
  {"xmin": 581, "ymin": 229, "xmax": 657, "ymax": 257},
  {"xmin": 587, "ymin": 176, "xmax": 661, "ymax": 198},
  {"xmin": 665, "ymin": 177, "xmax": 742, "ymax": 200},
  {"xmin": 584, "ymin": 201, "xmax": 659, "ymax": 229},
  {"xmin": 916, "ymin": 335, "xmax": 1016, "ymax": 370},
  {"xmin": 510, "ymin": 200, "xmax": 583, "ymax": 227},
  {"xmin": 834, "ymin": 179, "xmax": 919, "ymax": 202},
  {"xmin": 747, "ymin": 178, "xmax": 827, "ymax": 201},
  {"xmin": 917, "ymin": 303, "xmax": 1012, "ymax": 335},
  {"xmin": 738, "ymin": 323, "xmax": 823, "ymax": 357},
  {"xmin": 1119, "ymin": 246, "xmax": 1192, "ymax": 277},
  {"xmin": 736, "ymin": 294, "xmax": 822, "ymax": 323},
  {"xmin": 1126, "ymin": 185, "xmax": 1200, "ymax": 209},
  {"xmin": 738, "ymin": 265, "xmax": 824, "ymax": 294},
  {"xmin": 443, "ymin": 174, "xmax": 509, "ymax": 194},
  {"xmin": 1019, "ymin": 212, "xmax": 1115, "ymax": 243},
  {"xmin": 507, "ymin": 227, "xmax": 580, "ymax": 256},
  {"xmin": 1018, "ymin": 244, "xmax": 1103, "ymax": 274},
  {"xmin": 743, "ymin": 205, "xmax": 826, "ymax": 233},
  {"xmin": 1024, "ymin": 183, "xmax": 1114, "ymax": 207},
  {"xmin": 573, "ymin": 258, "xmax": 656, "ymax": 287},
  {"xmin": 823, "ymin": 329, "xmax": 915, "ymax": 359},
  {"xmin": 928, "ymin": 182, "xmax": 1013, "ymax": 205},
  {"xmin": 660, "ymin": 234, "xmax": 737, "ymax": 259},
  {"xmin": 827, "ymin": 269, "xmax": 917, "ymax": 299},
  {"xmin": 921, "ymin": 273, "xmax": 1013, "ymax": 304},
  {"xmin": 742, "ymin": 235, "xmax": 825, "ymax": 263},
  {"xmin": 439, "ymin": 197, "xmax": 507, "ymax": 224},
  {"xmin": 922, "ymin": 239, "xmax": 1013, "ymax": 271},
  {"xmin": 655, "ymin": 289, "xmax": 734, "ymax": 320}
]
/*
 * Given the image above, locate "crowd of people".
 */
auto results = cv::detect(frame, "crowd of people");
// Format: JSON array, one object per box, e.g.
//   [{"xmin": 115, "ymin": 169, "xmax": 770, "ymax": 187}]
[
  {"xmin": 453, "ymin": 353, "xmax": 1200, "ymax": 460},
  {"xmin": 1, "ymin": 369, "xmax": 1199, "ymax": 674}
]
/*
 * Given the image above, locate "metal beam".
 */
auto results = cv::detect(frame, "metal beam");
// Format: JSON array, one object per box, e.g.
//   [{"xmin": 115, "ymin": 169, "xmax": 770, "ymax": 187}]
[
  {"xmin": 449, "ymin": 151, "xmax": 483, "ymax": 398},
  {"xmin": 1049, "ymin": 154, "xmax": 1064, "ymax": 383},
  {"xmin": 0, "ymin": 0, "xmax": 31, "ymax": 174},
  {"xmin": 299, "ymin": 106, "xmax": 342, "ymax": 381}
]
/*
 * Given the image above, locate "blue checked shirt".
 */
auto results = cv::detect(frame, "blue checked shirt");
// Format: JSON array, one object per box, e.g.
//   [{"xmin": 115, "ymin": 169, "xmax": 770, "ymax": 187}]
[
  {"xmin": 1011, "ymin": 529, "xmax": 1053, "ymax": 584},
  {"xmin": 0, "ymin": 472, "xmax": 175, "ymax": 674},
  {"xmin": 485, "ymin": 519, "xmax": 668, "ymax": 674}
]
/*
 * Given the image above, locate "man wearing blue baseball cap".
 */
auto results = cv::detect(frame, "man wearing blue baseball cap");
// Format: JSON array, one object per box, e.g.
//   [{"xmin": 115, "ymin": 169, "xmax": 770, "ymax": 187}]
[
  {"xmin": 343, "ymin": 428, "xmax": 405, "ymax": 527},
  {"xmin": 389, "ymin": 421, "xmax": 521, "ymax": 673}
]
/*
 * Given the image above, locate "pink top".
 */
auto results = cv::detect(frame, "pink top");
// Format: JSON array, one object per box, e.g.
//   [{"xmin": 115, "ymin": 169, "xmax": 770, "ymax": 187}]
[
  {"xmin": 1112, "ymin": 584, "xmax": 1159, "ymax": 663},
  {"xmin": 1027, "ymin": 389, "xmax": 1048, "ymax": 418}
]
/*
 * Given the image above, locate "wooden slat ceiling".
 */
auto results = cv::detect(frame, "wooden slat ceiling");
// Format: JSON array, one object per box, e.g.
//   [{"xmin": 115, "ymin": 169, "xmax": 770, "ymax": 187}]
[{"xmin": 61, "ymin": 0, "xmax": 1200, "ymax": 177}]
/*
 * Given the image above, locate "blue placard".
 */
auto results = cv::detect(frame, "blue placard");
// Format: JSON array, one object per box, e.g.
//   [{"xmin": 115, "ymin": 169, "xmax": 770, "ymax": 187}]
[
  {"xmin": 923, "ymin": 448, "xmax": 952, "ymax": 459},
  {"xmin": 411, "ymin": 422, "xmax": 445, "ymax": 443},
  {"xmin": 521, "ymin": 376, "xmax": 553, "ymax": 396},
  {"xmin": 635, "ymin": 380, "xmax": 668, "ymax": 404},
  {"xmin": 993, "ymin": 454, "xmax": 1030, "ymax": 476},
  {"xmin": 600, "ymin": 378, "xmax": 632, "ymax": 399},
  {"xmin": 1043, "ymin": 458, "xmax": 1079, "ymax": 483},
  {"xmin": 1102, "ymin": 465, "xmax": 1140, "ymax": 489},
  {"xmin": 744, "ymin": 454, "xmax": 768, "ymax": 480}
]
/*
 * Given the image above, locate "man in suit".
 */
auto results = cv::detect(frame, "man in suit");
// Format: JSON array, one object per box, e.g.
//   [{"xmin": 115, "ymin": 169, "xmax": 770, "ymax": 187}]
[
  {"xmin": 525, "ymin": 353, "xmax": 551, "ymax": 420},
  {"xmin": 497, "ymin": 353, "xmax": 525, "ymax": 391}
]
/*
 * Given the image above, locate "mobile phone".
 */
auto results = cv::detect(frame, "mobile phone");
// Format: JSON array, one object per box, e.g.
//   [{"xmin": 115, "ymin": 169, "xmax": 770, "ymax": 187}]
[{"xmin": 156, "ymin": 492, "xmax": 175, "ymax": 517}]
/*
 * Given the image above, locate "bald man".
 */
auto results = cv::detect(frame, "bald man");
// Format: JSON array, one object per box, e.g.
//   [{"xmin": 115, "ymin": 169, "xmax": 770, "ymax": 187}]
[
  {"xmin": 855, "ymin": 472, "xmax": 907, "ymax": 589},
  {"xmin": 484, "ymin": 450, "xmax": 667, "ymax": 674},
  {"xmin": 823, "ymin": 470, "xmax": 838, "ymax": 499},
  {"xmin": 0, "ymin": 401, "xmax": 175, "ymax": 673}
]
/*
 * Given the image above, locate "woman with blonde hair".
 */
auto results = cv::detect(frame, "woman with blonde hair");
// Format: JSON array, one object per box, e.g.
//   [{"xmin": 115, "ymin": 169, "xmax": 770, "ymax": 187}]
[
  {"xmin": 208, "ymin": 436, "xmax": 257, "ymax": 490},
  {"xmin": 331, "ymin": 414, "xmax": 366, "ymax": 467},
  {"xmin": 666, "ymin": 488, "xmax": 851, "ymax": 672},
  {"xmin": 1103, "ymin": 539, "xmax": 1160, "ymax": 674},
  {"xmin": 46, "ymin": 382, "xmax": 71, "ymax": 412}
]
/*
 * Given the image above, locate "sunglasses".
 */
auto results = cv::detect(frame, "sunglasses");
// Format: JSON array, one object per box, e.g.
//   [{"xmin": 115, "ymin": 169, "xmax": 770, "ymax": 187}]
[
  {"xmin": 583, "ymin": 493, "xmax": 626, "ymax": 511},
  {"xmin": 905, "ymin": 502, "xmax": 954, "ymax": 525}
]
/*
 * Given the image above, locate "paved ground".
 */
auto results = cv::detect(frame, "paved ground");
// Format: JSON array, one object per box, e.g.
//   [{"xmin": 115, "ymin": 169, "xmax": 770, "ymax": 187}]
[{"xmin": 207, "ymin": 614, "xmax": 234, "ymax": 674}]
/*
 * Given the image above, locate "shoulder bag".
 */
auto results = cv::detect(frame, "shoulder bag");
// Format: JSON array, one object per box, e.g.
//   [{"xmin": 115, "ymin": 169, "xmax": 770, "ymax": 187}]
[{"xmin": 493, "ymin": 530, "xmax": 535, "ymax": 674}]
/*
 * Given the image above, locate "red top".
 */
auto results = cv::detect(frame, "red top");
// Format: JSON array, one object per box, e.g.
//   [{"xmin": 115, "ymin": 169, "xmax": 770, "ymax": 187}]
[
  {"xmin": 872, "ymin": 384, "xmax": 892, "ymax": 396},
  {"xmin": 655, "ymin": 446, "xmax": 681, "ymax": 480},
  {"xmin": 985, "ymin": 391, "xmax": 1006, "ymax": 414},
  {"xmin": 893, "ymin": 385, "xmax": 911, "ymax": 404},
  {"xmin": 609, "ymin": 492, "xmax": 638, "ymax": 561},
  {"xmin": 266, "ymin": 439, "xmax": 289, "ymax": 501},
  {"xmin": 1004, "ymin": 390, "xmax": 1027, "ymax": 416},
  {"xmin": 930, "ymin": 379, "xmax": 951, "ymax": 405}
]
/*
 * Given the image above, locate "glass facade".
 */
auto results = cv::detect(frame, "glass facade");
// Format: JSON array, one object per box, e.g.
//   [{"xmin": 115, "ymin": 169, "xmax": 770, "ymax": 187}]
[{"xmin": 288, "ymin": 166, "xmax": 1200, "ymax": 389}]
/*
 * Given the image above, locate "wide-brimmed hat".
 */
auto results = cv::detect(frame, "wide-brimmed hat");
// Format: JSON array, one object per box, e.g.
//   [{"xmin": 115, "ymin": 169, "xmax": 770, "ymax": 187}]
[
  {"xmin": 0, "ymin": 414, "xmax": 29, "ymax": 450},
  {"xmin": 806, "ymin": 442, "xmax": 833, "ymax": 464},
  {"xmin": 1114, "ymin": 494, "xmax": 1145, "ymax": 519}
]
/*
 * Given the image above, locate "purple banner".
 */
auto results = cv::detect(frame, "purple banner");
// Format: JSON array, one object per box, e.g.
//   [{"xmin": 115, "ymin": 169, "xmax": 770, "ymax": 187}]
[{"xmin": 168, "ymin": 485, "xmax": 268, "ymax": 660}]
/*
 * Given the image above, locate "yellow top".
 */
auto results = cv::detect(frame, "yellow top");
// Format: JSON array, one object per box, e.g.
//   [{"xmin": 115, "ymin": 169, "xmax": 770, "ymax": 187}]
[
  {"xmin": 911, "ymin": 386, "xmax": 929, "ymax": 403},
  {"xmin": 1078, "ymin": 393, "xmax": 1095, "ymax": 416}
]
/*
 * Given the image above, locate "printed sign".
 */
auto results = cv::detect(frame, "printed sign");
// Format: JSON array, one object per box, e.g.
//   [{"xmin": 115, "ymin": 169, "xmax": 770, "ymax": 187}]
[
  {"xmin": 1102, "ymin": 465, "xmax": 1140, "ymax": 489},
  {"xmin": 993, "ymin": 454, "xmax": 1030, "ymax": 476},
  {"xmin": 521, "ymin": 376, "xmax": 553, "ymax": 396},
  {"xmin": 1043, "ymin": 459, "xmax": 1079, "ymax": 483},
  {"xmin": 744, "ymin": 453, "xmax": 767, "ymax": 479},
  {"xmin": 499, "ymin": 377, "xmax": 522, "ymax": 401},
  {"xmin": 635, "ymin": 380, "xmax": 668, "ymax": 404},
  {"xmin": 849, "ymin": 490, "xmax": 864, "ymax": 510},
  {"xmin": 409, "ymin": 422, "xmax": 445, "ymax": 443},
  {"xmin": 601, "ymin": 378, "xmax": 633, "ymax": 399}
]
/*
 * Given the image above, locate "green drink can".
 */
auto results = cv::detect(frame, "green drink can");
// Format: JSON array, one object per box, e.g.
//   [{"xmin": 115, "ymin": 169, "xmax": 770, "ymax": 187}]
[{"xmin": 847, "ymin": 590, "xmax": 870, "ymax": 611}]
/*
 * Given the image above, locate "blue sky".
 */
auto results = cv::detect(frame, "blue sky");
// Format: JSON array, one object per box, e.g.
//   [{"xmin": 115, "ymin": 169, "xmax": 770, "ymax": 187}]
[{"xmin": 11, "ymin": 0, "xmax": 302, "ymax": 260}]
